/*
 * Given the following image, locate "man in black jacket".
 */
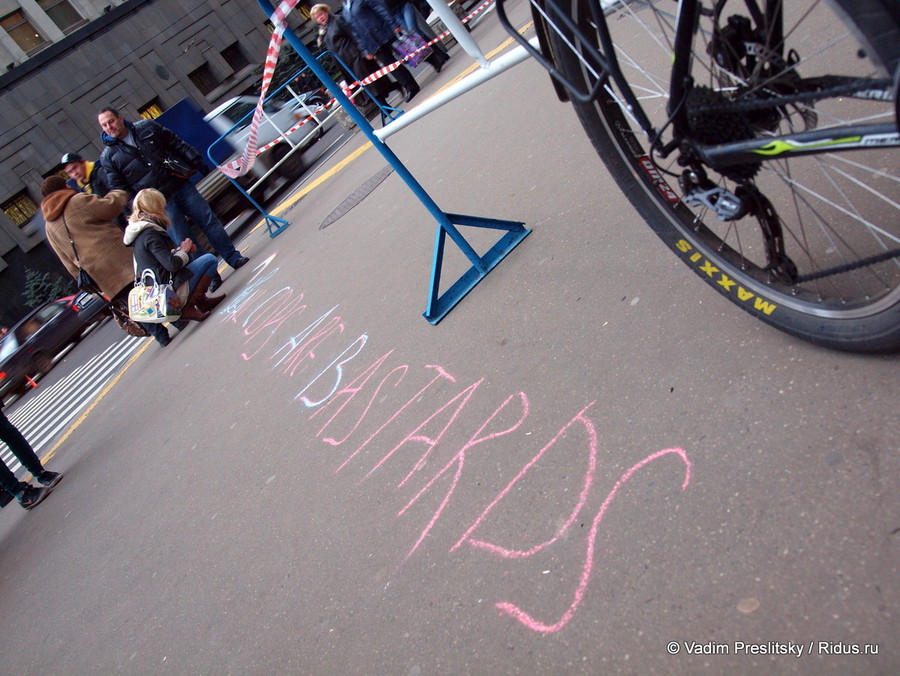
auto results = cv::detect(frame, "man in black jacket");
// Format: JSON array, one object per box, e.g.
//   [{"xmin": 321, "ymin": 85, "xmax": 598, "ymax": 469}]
[{"xmin": 97, "ymin": 106, "xmax": 248, "ymax": 287}]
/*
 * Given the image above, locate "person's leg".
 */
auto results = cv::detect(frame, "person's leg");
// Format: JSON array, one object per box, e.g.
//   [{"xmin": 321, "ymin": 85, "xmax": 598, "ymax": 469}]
[
  {"xmin": 356, "ymin": 57, "xmax": 399, "ymax": 105},
  {"xmin": 376, "ymin": 45, "xmax": 418, "ymax": 99},
  {"xmin": 144, "ymin": 321, "xmax": 171, "ymax": 346},
  {"xmin": 170, "ymin": 183, "xmax": 246, "ymax": 268},
  {"xmin": 0, "ymin": 410, "xmax": 62, "ymax": 502},
  {"xmin": 401, "ymin": 3, "xmax": 418, "ymax": 34},
  {"xmin": 0, "ymin": 458, "xmax": 29, "ymax": 498},
  {"xmin": 425, "ymin": 50, "xmax": 445, "ymax": 71},
  {"xmin": 0, "ymin": 409, "xmax": 44, "ymax": 478},
  {"xmin": 184, "ymin": 254, "xmax": 220, "ymax": 295},
  {"xmin": 164, "ymin": 195, "xmax": 192, "ymax": 245},
  {"xmin": 411, "ymin": 5, "xmax": 449, "ymax": 57},
  {"xmin": 0, "ymin": 458, "xmax": 47, "ymax": 507},
  {"xmin": 409, "ymin": 6, "xmax": 448, "ymax": 71},
  {"xmin": 180, "ymin": 253, "xmax": 224, "ymax": 320},
  {"xmin": 165, "ymin": 187, "xmax": 225, "ymax": 291}
]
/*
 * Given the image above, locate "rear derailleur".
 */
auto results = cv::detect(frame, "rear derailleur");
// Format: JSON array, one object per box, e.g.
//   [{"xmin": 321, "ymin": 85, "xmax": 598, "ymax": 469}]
[{"xmin": 680, "ymin": 167, "xmax": 799, "ymax": 283}]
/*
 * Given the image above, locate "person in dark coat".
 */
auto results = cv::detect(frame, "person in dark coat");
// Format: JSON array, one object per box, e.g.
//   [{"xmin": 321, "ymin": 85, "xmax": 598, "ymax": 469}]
[
  {"xmin": 98, "ymin": 106, "xmax": 248, "ymax": 289},
  {"xmin": 312, "ymin": 3, "xmax": 402, "ymax": 108},
  {"xmin": 341, "ymin": 0, "xmax": 421, "ymax": 101}
]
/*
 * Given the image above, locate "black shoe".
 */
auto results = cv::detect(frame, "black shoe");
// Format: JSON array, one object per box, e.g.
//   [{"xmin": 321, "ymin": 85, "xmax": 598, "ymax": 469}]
[
  {"xmin": 171, "ymin": 320, "xmax": 189, "ymax": 331},
  {"xmin": 429, "ymin": 51, "xmax": 449, "ymax": 72},
  {"xmin": 209, "ymin": 276, "xmax": 223, "ymax": 293},
  {"xmin": 156, "ymin": 332, "xmax": 171, "ymax": 347},
  {"xmin": 404, "ymin": 85, "xmax": 420, "ymax": 102},
  {"xmin": 18, "ymin": 485, "xmax": 49, "ymax": 510},
  {"xmin": 230, "ymin": 255, "xmax": 249, "ymax": 270},
  {"xmin": 36, "ymin": 471, "xmax": 63, "ymax": 488}
]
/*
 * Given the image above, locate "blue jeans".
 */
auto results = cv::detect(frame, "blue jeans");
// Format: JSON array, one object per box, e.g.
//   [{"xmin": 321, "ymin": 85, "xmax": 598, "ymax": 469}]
[
  {"xmin": 0, "ymin": 409, "xmax": 43, "ymax": 497},
  {"xmin": 401, "ymin": 4, "xmax": 448, "ymax": 55},
  {"xmin": 184, "ymin": 253, "xmax": 219, "ymax": 295},
  {"xmin": 165, "ymin": 181, "xmax": 241, "ymax": 267},
  {"xmin": 144, "ymin": 321, "xmax": 170, "ymax": 344}
]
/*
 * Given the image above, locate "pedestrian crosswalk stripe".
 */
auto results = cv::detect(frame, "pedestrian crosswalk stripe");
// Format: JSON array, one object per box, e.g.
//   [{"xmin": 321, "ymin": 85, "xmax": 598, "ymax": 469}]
[{"xmin": 1, "ymin": 335, "xmax": 144, "ymax": 476}]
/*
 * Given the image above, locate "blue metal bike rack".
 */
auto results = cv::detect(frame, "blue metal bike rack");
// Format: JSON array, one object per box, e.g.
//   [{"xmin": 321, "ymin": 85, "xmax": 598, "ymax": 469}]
[{"xmin": 257, "ymin": 0, "xmax": 529, "ymax": 323}]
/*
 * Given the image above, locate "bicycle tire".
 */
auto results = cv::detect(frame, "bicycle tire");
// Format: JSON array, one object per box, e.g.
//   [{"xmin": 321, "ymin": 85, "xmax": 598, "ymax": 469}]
[{"xmin": 546, "ymin": 0, "xmax": 900, "ymax": 352}]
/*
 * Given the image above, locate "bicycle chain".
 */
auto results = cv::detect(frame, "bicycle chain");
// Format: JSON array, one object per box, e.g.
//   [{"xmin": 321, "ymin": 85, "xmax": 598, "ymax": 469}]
[{"xmin": 690, "ymin": 76, "xmax": 899, "ymax": 284}]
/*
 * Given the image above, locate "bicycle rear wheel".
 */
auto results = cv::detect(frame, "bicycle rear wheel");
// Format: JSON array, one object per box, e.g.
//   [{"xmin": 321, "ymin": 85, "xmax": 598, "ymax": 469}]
[{"xmin": 545, "ymin": 0, "xmax": 900, "ymax": 351}]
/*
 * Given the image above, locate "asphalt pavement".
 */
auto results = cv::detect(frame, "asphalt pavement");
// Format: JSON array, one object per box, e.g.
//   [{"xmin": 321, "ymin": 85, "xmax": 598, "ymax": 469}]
[{"xmin": 0, "ymin": 2, "xmax": 897, "ymax": 674}]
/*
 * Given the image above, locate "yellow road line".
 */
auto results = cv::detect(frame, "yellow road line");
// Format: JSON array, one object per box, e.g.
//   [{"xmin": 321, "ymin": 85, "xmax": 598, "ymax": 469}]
[{"xmin": 270, "ymin": 141, "xmax": 373, "ymax": 217}]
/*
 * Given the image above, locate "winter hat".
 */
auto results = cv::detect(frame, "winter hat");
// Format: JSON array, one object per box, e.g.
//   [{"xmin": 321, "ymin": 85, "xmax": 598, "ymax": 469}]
[{"xmin": 41, "ymin": 175, "xmax": 68, "ymax": 196}]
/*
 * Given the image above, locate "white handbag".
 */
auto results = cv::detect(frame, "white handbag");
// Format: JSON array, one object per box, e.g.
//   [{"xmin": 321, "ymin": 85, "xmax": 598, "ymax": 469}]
[{"xmin": 128, "ymin": 269, "xmax": 183, "ymax": 323}]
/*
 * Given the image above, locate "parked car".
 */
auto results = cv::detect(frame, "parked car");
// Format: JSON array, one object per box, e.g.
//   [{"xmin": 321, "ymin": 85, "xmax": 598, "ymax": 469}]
[
  {"xmin": 204, "ymin": 93, "xmax": 333, "ymax": 178},
  {"xmin": 0, "ymin": 293, "xmax": 108, "ymax": 402}
]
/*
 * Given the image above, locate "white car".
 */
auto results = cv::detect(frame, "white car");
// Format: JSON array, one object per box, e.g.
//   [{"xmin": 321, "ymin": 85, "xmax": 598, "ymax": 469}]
[{"xmin": 204, "ymin": 93, "xmax": 332, "ymax": 178}]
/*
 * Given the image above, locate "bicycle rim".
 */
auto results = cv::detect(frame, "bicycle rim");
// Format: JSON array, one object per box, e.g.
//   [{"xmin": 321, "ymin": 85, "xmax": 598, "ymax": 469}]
[{"xmin": 546, "ymin": 0, "xmax": 900, "ymax": 351}]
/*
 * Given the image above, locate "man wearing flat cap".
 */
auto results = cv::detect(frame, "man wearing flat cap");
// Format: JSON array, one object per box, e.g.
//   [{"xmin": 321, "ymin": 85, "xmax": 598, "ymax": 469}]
[{"xmin": 61, "ymin": 152, "xmax": 110, "ymax": 196}]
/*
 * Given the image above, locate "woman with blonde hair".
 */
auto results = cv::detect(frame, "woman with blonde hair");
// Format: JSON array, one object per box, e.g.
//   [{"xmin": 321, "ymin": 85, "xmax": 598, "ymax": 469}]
[
  {"xmin": 123, "ymin": 188, "xmax": 225, "ymax": 322},
  {"xmin": 40, "ymin": 174, "xmax": 171, "ymax": 345}
]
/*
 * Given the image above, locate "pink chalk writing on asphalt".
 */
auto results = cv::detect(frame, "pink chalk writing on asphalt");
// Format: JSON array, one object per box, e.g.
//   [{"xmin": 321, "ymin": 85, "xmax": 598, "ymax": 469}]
[
  {"xmin": 398, "ymin": 391, "xmax": 530, "ymax": 560},
  {"xmin": 217, "ymin": 259, "xmax": 692, "ymax": 633},
  {"xmin": 465, "ymin": 446, "xmax": 692, "ymax": 633}
]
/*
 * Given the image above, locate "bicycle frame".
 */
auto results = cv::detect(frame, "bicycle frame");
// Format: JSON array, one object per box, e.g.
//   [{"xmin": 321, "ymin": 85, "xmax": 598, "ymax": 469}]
[{"xmin": 498, "ymin": 0, "xmax": 900, "ymax": 167}]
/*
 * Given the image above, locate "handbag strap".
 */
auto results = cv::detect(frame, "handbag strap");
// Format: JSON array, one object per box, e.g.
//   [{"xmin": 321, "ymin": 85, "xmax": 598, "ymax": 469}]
[
  {"xmin": 137, "ymin": 268, "xmax": 157, "ymax": 287},
  {"xmin": 59, "ymin": 211, "xmax": 85, "ymax": 270},
  {"xmin": 137, "ymin": 268, "xmax": 174, "ymax": 288}
]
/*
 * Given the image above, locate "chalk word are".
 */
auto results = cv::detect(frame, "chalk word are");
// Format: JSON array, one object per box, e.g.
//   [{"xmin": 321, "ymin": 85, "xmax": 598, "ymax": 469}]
[{"xmin": 218, "ymin": 257, "xmax": 692, "ymax": 634}]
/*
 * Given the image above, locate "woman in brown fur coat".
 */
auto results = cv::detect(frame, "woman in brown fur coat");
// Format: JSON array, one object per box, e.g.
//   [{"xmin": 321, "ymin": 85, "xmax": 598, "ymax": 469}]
[{"xmin": 40, "ymin": 175, "xmax": 171, "ymax": 345}]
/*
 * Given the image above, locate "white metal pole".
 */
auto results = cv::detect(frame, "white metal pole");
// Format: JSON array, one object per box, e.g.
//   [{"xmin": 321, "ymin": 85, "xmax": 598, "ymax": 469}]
[
  {"xmin": 425, "ymin": 0, "xmax": 490, "ymax": 68},
  {"xmin": 374, "ymin": 37, "xmax": 539, "ymax": 141}
]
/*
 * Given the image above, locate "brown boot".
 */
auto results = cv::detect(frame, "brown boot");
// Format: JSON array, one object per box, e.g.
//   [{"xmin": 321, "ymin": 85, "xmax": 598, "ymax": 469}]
[
  {"xmin": 191, "ymin": 274, "xmax": 225, "ymax": 311},
  {"xmin": 186, "ymin": 274, "xmax": 224, "ymax": 312},
  {"xmin": 197, "ymin": 291, "xmax": 226, "ymax": 312},
  {"xmin": 181, "ymin": 276, "xmax": 213, "ymax": 322},
  {"xmin": 180, "ymin": 302, "xmax": 210, "ymax": 322}
]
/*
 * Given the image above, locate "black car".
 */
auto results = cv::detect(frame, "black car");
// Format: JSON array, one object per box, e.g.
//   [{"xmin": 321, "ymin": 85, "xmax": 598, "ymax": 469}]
[{"xmin": 0, "ymin": 293, "xmax": 108, "ymax": 403}]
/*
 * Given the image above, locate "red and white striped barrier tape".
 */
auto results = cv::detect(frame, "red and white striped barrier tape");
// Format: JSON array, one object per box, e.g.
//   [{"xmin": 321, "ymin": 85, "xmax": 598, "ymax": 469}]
[
  {"xmin": 352, "ymin": 1, "xmax": 494, "ymax": 92},
  {"xmin": 218, "ymin": 0, "xmax": 496, "ymax": 177},
  {"xmin": 219, "ymin": 0, "xmax": 300, "ymax": 178}
]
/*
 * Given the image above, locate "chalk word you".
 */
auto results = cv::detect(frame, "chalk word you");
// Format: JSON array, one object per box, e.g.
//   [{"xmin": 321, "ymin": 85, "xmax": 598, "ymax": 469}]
[{"xmin": 219, "ymin": 257, "xmax": 692, "ymax": 634}]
